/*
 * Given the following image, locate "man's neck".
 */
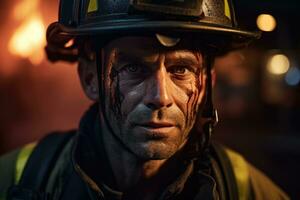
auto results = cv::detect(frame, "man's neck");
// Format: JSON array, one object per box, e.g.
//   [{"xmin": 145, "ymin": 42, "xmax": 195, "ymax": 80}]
[
  {"xmin": 102, "ymin": 127, "xmax": 166, "ymax": 187},
  {"xmin": 101, "ymin": 124, "xmax": 182, "ymax": 200}
]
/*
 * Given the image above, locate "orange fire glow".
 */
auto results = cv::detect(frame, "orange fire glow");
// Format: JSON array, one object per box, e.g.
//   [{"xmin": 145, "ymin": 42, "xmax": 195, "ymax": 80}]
[
  {"xmin": 8, "ymin": 0, "xmax": 46, "ymax": 65},
  {"xmin": 13, "ymin": 0, "xmax": 39, "ymax": 20}
]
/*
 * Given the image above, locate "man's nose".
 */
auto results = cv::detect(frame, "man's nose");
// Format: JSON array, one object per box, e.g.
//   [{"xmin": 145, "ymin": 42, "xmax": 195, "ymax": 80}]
[{"xmin": 143, "ymin": 67, "xmax": 173, "ymax": 109}]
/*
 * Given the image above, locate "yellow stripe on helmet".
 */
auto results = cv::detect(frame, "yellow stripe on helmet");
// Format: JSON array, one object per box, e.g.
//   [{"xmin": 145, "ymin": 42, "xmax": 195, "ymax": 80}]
[
  {"xmin": 224, "ymin": 0, "xmax": 231, "ymax": 20},
  {"xmin": 88, "ymin": 0, "xmax": 98, "ymax": 13}
]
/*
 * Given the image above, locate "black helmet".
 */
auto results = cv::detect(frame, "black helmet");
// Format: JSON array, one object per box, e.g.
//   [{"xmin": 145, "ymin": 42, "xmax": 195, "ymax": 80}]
[{"xmin": 46, "ymin": 0, "xmax": 260, "ymax": 62}]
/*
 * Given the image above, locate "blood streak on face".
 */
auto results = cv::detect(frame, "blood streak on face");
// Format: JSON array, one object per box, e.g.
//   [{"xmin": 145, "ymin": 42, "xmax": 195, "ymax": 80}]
[{"xmin": 101, "ymin": 36, "xmax": 206, "ymax": 160}]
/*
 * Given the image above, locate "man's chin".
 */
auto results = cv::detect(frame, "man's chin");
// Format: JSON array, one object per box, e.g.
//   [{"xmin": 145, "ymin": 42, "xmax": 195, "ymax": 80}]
[{"xmin": 130, "ymin": 141, "xmax": 179, "ymax": 160}]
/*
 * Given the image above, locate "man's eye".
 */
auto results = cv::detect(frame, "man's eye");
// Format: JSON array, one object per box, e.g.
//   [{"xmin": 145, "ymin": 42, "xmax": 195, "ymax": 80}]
[
  {"xmin": 169, "ymin": 66, "xmax": 192, "ymax": 75},
  {"xmin": 123, "ymin": 64, "xmax": 141, "ymax": 73}
]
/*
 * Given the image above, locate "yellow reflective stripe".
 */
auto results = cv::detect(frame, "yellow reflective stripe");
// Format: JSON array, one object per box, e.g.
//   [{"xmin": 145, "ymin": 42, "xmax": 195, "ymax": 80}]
[
  {"xmin": 15, "ymin": 143, "xmax": 37, "ymax": 184},
  {"xmin": 224, "ymin": 0, "xmax": 231, "ymax": 19},
  {"xmin": 225, "ymin": 149, "xmax": 250, "ymax": 200},
  {"xmin": 88, "ymin": 0, "xmax": 98, "ymax": 13}
]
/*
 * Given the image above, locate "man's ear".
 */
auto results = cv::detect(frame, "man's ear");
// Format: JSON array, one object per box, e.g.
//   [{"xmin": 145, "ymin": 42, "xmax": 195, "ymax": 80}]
[{"xmin": 78, "ymin": 57, "xmax": 99, "ymax": 101}]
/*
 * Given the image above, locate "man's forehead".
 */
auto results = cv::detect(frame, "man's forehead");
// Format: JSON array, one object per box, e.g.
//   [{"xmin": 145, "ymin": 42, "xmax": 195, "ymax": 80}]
[
  {"xmin": 104, "ymin": 36, "xmax": 202, "ymax": 61},
  {"xmin": 105, "ymin": 36, "xmax": 161, "ymax": 50}
]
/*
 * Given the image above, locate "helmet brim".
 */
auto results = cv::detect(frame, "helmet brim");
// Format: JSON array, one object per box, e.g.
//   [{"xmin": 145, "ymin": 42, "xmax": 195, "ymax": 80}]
[
  {"xmin": 46, "ymin": 20, "xmax": 261, "ymax": 62},
  {"xmin": 59, "ymin": 20, "xmax": 260, "ymax": 39}
]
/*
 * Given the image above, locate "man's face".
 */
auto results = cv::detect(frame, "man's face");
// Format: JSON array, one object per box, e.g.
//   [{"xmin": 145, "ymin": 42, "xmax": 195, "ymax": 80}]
[{"xmin": 101, "ymin": 37, "xmax": 206, "ymax": 160}]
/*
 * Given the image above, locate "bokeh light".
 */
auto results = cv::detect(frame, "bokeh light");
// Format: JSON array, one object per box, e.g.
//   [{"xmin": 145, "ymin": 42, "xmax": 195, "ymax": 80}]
[
  {"xmin": 267, "ymin": 54, "xmax": 290, "ymax": 75},
  {"xmin": 257, "ymin": 14, "xmax": 277, "ymax": 32},
  {"xmin": 285, "ymin": 67, "xmax": 300, "ymax": 86}
]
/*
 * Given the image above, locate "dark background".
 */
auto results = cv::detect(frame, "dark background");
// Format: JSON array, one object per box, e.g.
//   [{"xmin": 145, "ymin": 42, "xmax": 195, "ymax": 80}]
[{"xmin": 0, "ymin": 0, "xmax": 299, "ymax": 199}]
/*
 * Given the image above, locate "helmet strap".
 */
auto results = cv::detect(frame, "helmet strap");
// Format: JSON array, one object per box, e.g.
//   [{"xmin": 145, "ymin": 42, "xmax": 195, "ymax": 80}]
[{"xmin": 201, "ymin": 54, "xmax": 218, "ymax": 150}]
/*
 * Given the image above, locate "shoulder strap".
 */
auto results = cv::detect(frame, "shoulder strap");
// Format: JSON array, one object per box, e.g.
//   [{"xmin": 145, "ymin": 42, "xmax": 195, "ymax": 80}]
[
  {"xmin": 7, "ymin": 131, "xmax": 75, "ymax": 200},
  {"xmin": 211, "ymin": 143, "xmax": 250, "ymax": 200}
]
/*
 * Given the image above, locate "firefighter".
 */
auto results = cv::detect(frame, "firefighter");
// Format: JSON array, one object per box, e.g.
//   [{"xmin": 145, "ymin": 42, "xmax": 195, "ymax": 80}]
[{"xmin": 0, "ymin": 0, "xmax": 289, "ymax": 199}]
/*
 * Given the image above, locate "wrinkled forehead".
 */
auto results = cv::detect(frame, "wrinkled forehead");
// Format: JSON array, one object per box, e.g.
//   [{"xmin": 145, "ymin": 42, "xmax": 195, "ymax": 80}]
[{"xmin": 102, "ymin": 36, "xmax": 203, "ymax": 62}]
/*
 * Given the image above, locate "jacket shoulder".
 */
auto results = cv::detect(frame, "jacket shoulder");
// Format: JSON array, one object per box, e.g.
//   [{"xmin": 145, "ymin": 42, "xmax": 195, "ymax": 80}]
[
  {"xmin": 0, "ymin": 148, "xmax": 21, "ymax": 198},
  {"xmin": 225, "ymin": 148, "xmax": 290, "ymax": 200},
  {"xmin": 212, "ymin": 143, "xmax": 290, "ymax": 200},
  {"xmin": 0, "ymin": 142, "xmax": 37, "ymax": 199},
  {"xmin": 1, "ymin": 132, "xmax": 76, "ymax": 200},
  {"xmin": 247, "ymin": 163, "xmax": 290, "ymax": 200}
]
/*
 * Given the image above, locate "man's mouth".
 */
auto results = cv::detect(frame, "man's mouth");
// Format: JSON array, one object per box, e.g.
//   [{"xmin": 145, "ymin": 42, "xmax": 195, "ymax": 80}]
[
  {"xmin": 138, "ymin": 121, "xmax": 174, "ymax": 129},
  {"xmin": 134, "ymin": 121, "xmax": 176, "ymax": 137}
]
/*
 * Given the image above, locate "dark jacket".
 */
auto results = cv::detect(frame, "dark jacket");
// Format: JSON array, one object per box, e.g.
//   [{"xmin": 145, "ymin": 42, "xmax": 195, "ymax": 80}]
[{"xmin": 0, "ymin": 105, "xmax": 289, "ymax": 200}]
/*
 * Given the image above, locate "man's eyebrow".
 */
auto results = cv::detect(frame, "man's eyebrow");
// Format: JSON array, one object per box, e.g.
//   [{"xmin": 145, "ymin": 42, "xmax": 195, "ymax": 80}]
[
  {"xmin": 116, "ymin": 52, "xmax": 154, "ymax": 65},
  {"xmin": 117, "ymin": 52, "xmax": 140, "ymax": 62},
  {"xmin": 166, "ymin": 58, "xmax": 200, "ymax": 66},
  {"xmin": 165, "ymin": 51, "xmax": 202, "ymax": 66},
  {"xmin": 111, "ymin": 52, "xmax": 141, "ymax": 70}
]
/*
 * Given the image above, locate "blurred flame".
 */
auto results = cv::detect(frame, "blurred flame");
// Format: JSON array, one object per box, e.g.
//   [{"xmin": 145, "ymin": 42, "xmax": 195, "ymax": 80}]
[
  {"xmin": 8, "ymin": 0, "xmax": 46, "ymax": 65},
  {"xmin": 13, "ymin": 0, "xmax": 39, "ymax": 20}
]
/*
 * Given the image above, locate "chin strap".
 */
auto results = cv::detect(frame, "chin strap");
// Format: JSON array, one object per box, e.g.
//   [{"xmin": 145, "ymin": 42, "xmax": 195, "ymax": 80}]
[{"xmin": 201, "ymin": 55, "xmax": 219, "ymax": 150}]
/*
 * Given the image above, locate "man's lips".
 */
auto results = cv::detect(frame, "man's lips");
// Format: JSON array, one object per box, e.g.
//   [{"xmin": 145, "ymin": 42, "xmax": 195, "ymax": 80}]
[
  {"xmin": 135, "ymin": 121, "xmax": 175, "ymax": 129},
  {"xmin": 133, "ymin": 121, "xmax": 177, "ymax": 139}
]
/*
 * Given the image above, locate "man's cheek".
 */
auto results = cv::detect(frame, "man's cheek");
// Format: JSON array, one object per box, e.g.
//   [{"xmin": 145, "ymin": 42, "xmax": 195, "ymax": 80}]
[
  {"xmin": 120, "ymin": 83, "xmax": 145, "ymax": 113},
  {"xmin": 172, "ymin": 83, "xmax": 195, "ymax": 113},
  {"xmin": 173, "ymin": 82, "xmax": 200, "ymax": 128}
]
